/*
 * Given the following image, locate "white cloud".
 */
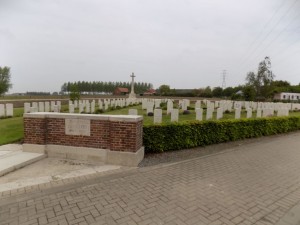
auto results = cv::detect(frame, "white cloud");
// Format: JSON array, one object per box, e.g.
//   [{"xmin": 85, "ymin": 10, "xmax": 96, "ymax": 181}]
[{"xmin": 0, "ymin": 0, "xmax": 299, "ymax": 92}]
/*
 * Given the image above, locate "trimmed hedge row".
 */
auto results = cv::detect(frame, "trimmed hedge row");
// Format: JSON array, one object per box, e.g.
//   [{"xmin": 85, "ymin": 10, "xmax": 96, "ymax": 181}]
[{"xmin": 143, "ymin": 116, "xmax": 300, "ymax": 153}]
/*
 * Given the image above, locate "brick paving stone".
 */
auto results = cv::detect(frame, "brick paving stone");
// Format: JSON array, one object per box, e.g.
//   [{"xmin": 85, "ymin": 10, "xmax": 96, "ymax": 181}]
[{"xmin": 1, "ymin": 133, "xmax": 300, "ymax": 224}]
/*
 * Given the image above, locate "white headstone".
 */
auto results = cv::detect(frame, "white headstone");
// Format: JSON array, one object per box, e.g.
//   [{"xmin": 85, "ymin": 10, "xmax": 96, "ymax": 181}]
[
  {"xmin": 99, "ymin": 101, "xmax": 103, "ymax": 110},
  {"xmin": 206, "ymin": 108, "xmax": 213, "ymax": 120},
  {"xmin": 263, "ymin": 109, "xmax": 273, "ymax": 117},
  {"xmin": 79, "ymin": 103, "xmax": 84, "ymax": 113},
  {"xmin": 256, "ymin": 108, "xmax": 262, "ymax": 118},
  {"xmin": 154, "ymin": 99, "xmax": 161, "ymax": 108},
  {"xmin": 30, "ymin": 107, "xmax": 38, "ymax": 113},
  {"xmin": 154, "ymin": 109, "xmax": 162, "ymax": 124},
  {"xmin": 69, "ymin": 104, "xmax": 75, "ymax": 113},
  {"xmin": 91, "ymin": 101, "xmax": 95, "ymax": 113},
  {"xmin": 0, "ymin": 104, "xmax": 5, "ymax": 117},
  {"xmin": 181, "ymin": 101, "xmax": 188, "ymax": 110},
  {"xmin": 246, "ymin": 108, "xmax": 252, "ymax": 118},
  {"xmin": 167, "ymin": 100, "xmax": 173, "ymax": 114},
  {"xmin": 171, "ymin": 109, "xmax": 179, "ymax": 122},
  {"xmin": 85, "ymin": 102, "xmax": 90, "ymax": 113},
  {"xmin": 56, "ymin": 101, "xmax": 61, "ymax": 112},
  {"xmin": 129, "ymin": 109, "xmax": 138, "ymax": 115},
  {"xmin": 195, "ymin": 100, "xmax": 201, "ymax": 109},
  {"xmin": 24, "ymin": 103, "xmax": 31, "ymax": 113},
  {"xmin": 45, "ymin": 102, "xmax": 50, "ymax": 112},
  {"xmin": 216, "ymin": 108, "xmax": 223, "ymax": 120},
  {"xmin": 51, "ymin": 101, "xmax": 55, "ymax": 111},
  {"xmin": 147, "ymin": 104, "xmax": 154, "ymax": 114},
  {"xmin": 235, "ymin": 108, "xmax": 241, "ymax": 119},
  {"xmin": 195, "ymin": 108, "xmax": 203, "ymax": 121},
  {"xmin": 38, "ymin": 102, "xmax": 44, "ymax": 112},
  {"xmin": 32, "ymin": 102, "xmax": 38, "ymax": 110},
  {"xmin": 53, "ymin": 105, "xmax": 59, "ymax": 113},
  {"xmin": 104, "ymin": 102, "xmax": 109, "ymax": 111},
  {"xmin": 5, "ymin": 104, "xmax": 13, "ymax": 117}
]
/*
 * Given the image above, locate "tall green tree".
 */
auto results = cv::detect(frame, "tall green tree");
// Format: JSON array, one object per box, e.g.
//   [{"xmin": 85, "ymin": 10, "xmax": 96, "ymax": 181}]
[
  {"xmin": 246, "ymin": 57, "xmax": 275, "ymax": 99},
  {"xmin": 0, "ymin": 66, "xmax": 12, "ymax": 96},
  {"xmin": 69, "ymin": 84, "xmax": 80, "ymax": 101},
  {"xmin": 159, "ymin": 85, "xmax": 171, "ymax": 96},
  {"xmin": 212, "ymin": 87, "xmax": 223, "ymax": 97},
  {"xmin": 243, "ymin": 85, "xmax": 256, "ymax": 101}
]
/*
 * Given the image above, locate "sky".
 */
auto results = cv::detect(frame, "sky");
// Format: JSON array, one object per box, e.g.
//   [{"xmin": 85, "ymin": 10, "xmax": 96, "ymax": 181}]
[{"xmin": 0, "ymin": 0, "xmax": 300, "ymax": 93}]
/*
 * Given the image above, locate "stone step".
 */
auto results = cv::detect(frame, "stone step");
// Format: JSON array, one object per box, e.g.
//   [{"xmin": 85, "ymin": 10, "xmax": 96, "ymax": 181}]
[{"xmin": 0, "ymin": 151, "xmax": 46, "ymax": 177}]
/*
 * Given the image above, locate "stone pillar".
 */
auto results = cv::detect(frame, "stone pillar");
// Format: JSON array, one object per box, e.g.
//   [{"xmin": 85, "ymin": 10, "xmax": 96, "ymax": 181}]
[{"xmin": 129, "ymin": 72, "xmax": 137, "ymax": 98}]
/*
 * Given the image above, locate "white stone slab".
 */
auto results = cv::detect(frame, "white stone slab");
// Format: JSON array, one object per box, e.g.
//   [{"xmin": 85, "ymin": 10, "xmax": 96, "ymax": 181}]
[
  {"xmin": 38, "ymin": 102, "xmax": 44, "ymax": 112},
  {"xmin": 206, "ymin": 108, "xmax": 213, "ymax": 120},
  {"xmin": 235, "ymin": 108, "xmax": 241, "ymax": 119},
  {"xmin": 171, "ymin": 109, "xmax": 178, "ymax": 122},
  {"xmin": 256, "ymin": 108, "xmax": 262, "ymax": 118},
  {"xmin": 216, "ymin": 107, "xmax": 223, "ymax": 120},
  {"xmin": 246, "ymin": 108, "xmax": 252, "ymax": 118},
  {"xmin": 69, "ymin": 104, "xmax": 75, "ymax": 113},
  {"xmin": 154, "ymin": 109, "xmax": 162, "ymax": 124},
  {"xmin": 44, "ymin": 102, "xmax": 50, "ymax": 112},
  {"xmin": 65, "ymin": 118, "xmax": 91, "ymax": 136},
  {"xmin": 0, "ymin": 104, "xmax": 4, "ymax": 117},
  {"xmin": 196, "ymin": 108, "xmax": 203, "ymax": 121},
  {"xmin": 24, "ymin": 103, "xmax": 31, "ymax": 113},
  {"xmin": 5, "ymin": 104, "xmax": 13, "ymax": 117},
  {"xmin": 129, "ymin": 109, "xmax": 138, "ymax": 115}
]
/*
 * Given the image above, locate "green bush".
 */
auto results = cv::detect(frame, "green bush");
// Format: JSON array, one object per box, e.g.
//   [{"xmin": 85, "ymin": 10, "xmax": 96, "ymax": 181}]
[{"xmin": 143, "ymin": 116, "xmax": 300, "ymax": 153}]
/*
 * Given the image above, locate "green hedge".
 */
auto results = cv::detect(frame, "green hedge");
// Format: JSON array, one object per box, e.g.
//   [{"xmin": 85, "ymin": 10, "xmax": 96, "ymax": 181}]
[{"xmin": 143, "ymin": 116, "xmax": 300, "ymax": 153}]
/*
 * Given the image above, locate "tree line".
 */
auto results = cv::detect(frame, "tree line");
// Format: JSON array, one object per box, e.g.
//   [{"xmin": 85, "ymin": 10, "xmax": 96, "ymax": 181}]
[
  {"xmin": 0, "ymin": 66, "xmax": 12, "ymax": 96},
  {"xmin": 61, "ymin": 81, "xmax": 153, "ymax": 94},
  {"xmin": 159, "ymin": 57, "xmax": 300, "ymax": 101}
]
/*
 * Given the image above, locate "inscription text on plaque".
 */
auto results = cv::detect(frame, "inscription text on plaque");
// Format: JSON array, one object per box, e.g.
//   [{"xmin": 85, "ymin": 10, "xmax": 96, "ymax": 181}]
[{"xmin": 65, "ymin": 119, "xmax": 90, "ymax": 136}]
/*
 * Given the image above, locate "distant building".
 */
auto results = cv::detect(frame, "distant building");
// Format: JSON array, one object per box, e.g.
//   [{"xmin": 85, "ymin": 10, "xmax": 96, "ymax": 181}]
[
  {"xmin": 236, "ymin": 90, "xmax": 244, "ymax": 96},
  {"xmin": 274, "ymin": 92, "xmax": 300, "ymax": 101},
  {"xmin": 143, "ymin": 89, "xmax": 156, "ymax": 96},
  {"xmin": 114, "ymin": 87, "xmax": 129, "ymax": 95}
]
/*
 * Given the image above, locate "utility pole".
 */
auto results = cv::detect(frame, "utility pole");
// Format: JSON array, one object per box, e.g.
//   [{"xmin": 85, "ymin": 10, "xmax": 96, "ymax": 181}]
[{"xmin": 221, "ymin": 70, "xmax": 226, "ymax": 89}]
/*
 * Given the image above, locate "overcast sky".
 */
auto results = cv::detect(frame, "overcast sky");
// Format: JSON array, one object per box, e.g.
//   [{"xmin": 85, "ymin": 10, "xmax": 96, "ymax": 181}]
[{"xmin": 0, "ymin": 0, "xmax": 300, "ymax": 93}]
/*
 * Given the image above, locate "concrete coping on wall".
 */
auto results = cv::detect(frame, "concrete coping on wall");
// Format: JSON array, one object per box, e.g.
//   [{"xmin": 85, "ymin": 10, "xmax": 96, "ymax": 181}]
[{"xmin": 23, "ymin": 112, "xmax": 143, "ymax": 122}]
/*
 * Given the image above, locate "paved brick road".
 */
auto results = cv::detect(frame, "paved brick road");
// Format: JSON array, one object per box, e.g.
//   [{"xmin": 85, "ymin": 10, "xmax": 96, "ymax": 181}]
[{"xmin": 1, "ymin": 132, "xmax": 300, "ymax": 225}]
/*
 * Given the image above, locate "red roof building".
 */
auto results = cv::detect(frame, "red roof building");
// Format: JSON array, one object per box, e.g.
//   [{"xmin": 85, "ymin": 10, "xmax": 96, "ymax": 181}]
[
  {"xmin": 114, "ymin": 87, "xmax": 129, "ymax": 95},
  {"xmin": 143, "ymin": 89, "xmax": 156, "ymax": 95}
]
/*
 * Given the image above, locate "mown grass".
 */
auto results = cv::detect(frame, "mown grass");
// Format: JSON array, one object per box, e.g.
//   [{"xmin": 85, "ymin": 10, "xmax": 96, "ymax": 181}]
[
  {"xmin": 1, "ymin": 104, "xmax": 300, "ymax": 146},
  {"xmin": 0, "ymin": 117, "xmax": 24, "ymax": 145}
]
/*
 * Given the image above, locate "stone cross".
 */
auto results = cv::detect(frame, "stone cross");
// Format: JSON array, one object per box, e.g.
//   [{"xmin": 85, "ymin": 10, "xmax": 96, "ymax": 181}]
[{"xmin": 130, "ymin": 72, "xmax": 135, "ymax": 94}]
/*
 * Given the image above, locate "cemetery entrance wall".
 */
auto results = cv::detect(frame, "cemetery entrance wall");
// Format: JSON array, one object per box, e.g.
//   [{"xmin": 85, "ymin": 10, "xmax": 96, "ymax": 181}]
[{"xmin": 23, "ymin": 113, "xmax": 144, "ymax": 166}]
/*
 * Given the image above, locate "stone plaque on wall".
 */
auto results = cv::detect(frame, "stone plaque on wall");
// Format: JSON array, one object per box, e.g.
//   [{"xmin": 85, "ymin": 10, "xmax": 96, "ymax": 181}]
[{"xmin": 65, "ymin": 119, "xmax": 90, "ymax": 136}]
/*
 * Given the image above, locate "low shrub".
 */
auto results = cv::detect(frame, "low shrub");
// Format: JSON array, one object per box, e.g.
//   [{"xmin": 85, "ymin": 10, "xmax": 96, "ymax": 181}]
[
  {"xmin": 143, "ymin": 116, "xmax": 300, "ymax": 153},
  {"xmin": 183, "ymin": 110, "xmax": 191, "ymax": 115},
  {"xmin": 95, "ymin": 109, "xmax": 104, "ymax": 114},
  {"xmin": 147, "ymin": 112, "xmax": 154, "ymax": 116}
]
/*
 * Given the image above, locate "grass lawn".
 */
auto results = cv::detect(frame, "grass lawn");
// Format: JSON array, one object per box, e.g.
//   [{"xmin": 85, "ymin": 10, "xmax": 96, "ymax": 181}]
[
  {"xmin": 102, "ymin": 105, "xmax": 284, "ymax": 125},
  {"xmin": 1, "ymin": 104, "xmax": 300, "ymax": 146},
  {"xmin": 0, "ymin": 117, "xmax": 24, "ymax": 145}
]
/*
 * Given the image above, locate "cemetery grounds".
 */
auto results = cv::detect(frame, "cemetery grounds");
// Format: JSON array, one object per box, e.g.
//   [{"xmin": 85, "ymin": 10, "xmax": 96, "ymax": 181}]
[{"xmin": 1, "ymin": 97, "xmax": 300, "ymax": 146}]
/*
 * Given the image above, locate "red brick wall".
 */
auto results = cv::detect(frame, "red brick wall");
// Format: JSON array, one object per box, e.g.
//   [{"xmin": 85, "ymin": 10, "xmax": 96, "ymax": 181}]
[
  {"xmin": 24, "ymin": 118, "xmax": 46, "ymax": 145},
  {"xmin": 24, "ymin": 116, "xmax": 143, "ymax": 152}
]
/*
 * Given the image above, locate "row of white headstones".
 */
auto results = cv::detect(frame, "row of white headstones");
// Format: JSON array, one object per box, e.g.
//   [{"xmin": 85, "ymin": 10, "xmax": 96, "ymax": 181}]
[
  {"xmin": 128, "ymin": 99, "xmax": 300, "ymax": 124},
  {"xmin": 0, "ymin": 104, "xmax": 13, "ymax": 117},
  {"xmin": 23, "ymin": 98, "xmax": 142, "ymax": 114},
  {"xmin": 2, "ymin": 98, "xmax": 300, "ymax": 122}
]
